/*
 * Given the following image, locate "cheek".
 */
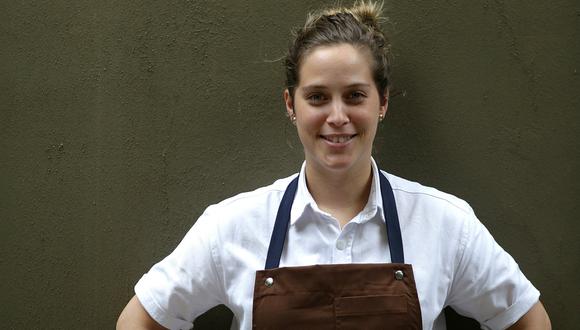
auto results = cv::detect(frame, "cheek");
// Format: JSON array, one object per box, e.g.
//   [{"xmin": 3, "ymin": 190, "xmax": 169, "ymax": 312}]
[
  {"xmin": 296, "ymin": 110, "xmax": 326, "ymax": 130},
  {"xmin": 296, "ymin": 118, "xmax": 320, "ymax": 139},
  {"xmin": 352, "ymin": 113, "xmax": 379, "ymax": 133}
]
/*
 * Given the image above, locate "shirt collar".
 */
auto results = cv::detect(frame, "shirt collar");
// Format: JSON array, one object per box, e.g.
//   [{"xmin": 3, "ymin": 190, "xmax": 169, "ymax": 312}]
[{"xmin": 290, "ymin": 158, "xmax": 385, "ymax": 226}]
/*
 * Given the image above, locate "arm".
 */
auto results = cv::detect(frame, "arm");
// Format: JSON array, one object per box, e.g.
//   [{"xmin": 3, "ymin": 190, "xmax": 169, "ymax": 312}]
[
  {"xmin": 446, "ymin": 210, "xmax": 548, "ymax": 329},
  {"xmin": 117, "ymin": 295, "xmax": 166, "ymax": 330},
  {"xmin": 507, "ymin": 301, "xmax": 551, "ymax": 330},
  {"xmin": 119, "ymin": 209, "xmax": 226, "ymax": 329}
]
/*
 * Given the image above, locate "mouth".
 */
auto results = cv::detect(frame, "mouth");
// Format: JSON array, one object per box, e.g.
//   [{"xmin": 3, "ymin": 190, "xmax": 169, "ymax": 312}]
[{"xmin": 320, "ymin": 134, "xmax": 357, "ymax": 144}]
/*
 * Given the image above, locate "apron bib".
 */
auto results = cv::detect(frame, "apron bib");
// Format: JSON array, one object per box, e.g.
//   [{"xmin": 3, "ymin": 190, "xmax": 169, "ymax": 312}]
[{"xmin": 253, "ymin": 172, "xmax": 422, "ymax": 329}]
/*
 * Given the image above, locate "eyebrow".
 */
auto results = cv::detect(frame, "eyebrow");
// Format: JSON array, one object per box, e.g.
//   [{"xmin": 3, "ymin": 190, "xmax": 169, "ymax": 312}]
[{"xmin": 301, "ymin": 83, "xmax": 372, "ymax": 92}]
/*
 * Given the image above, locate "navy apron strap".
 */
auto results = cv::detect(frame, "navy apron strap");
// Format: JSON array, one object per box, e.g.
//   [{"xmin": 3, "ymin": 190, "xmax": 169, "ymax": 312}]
[
  {"xmin": 265, "ymin": 170, "xmax": 404, "ymax": 269},
  {"xmin": 265, "ymin": 176, "xmax": 299, "ymax": 269},
  {"xmin": 379, "ymin": 172, "xmax": 405, "ymax": 264}
]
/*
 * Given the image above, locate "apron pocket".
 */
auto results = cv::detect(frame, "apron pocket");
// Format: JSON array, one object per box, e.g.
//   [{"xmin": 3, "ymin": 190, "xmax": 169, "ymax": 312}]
[
  {"xmin": 335, "ymin": 294, "xmax": 407, "ymax": 316},
  {"xmin": 334, "ymin": 294, "xmax": 409, "ymax": 329},
  {"xmin": 254, "ymin": 293, "xmax": 335, "ymax": 329}
]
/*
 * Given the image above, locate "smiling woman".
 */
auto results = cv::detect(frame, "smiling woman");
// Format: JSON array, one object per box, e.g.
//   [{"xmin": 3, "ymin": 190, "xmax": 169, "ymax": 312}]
[
  {"xmin": 117, "ymin": 1, "xmax": 550, "ymax": 329},
  {"xmin": 284, "ymin": 43, "xmax": 387, "ymax": 225}
]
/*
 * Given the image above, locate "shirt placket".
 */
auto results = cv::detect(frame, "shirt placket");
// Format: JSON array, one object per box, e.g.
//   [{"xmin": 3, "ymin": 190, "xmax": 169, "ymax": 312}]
[{"xmin": 332, "ymin": 223, "xmax": 355, "ymax": 264}]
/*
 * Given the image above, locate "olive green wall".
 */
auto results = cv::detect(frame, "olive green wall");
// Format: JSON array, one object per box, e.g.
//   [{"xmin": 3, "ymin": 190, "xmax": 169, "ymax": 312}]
[{"xmin": 1, "ymin": 0, "xmax": 578, "ymax": 328}]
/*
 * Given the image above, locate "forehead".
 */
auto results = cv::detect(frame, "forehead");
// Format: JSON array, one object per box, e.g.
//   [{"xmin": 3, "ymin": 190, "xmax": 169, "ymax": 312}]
[{"xmin": 298, "ymin": 43, "xmax": 374, "ymax": 88}]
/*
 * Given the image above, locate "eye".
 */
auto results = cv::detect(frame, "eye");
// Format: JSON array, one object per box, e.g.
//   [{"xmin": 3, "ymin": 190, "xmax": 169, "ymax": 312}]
[
  {"xmin": 306, "ymin": 93, "xmax": 327, "ymax": 105},
  {"xmin": 346, "ymin": 91, "xmax": 366, "ymax": 103}
]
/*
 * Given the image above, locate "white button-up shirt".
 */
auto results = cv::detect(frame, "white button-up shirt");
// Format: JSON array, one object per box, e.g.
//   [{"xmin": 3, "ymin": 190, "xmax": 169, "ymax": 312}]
[{"xmin": 135, "ymin": 160, "xmax": 539, "ymax": 330}]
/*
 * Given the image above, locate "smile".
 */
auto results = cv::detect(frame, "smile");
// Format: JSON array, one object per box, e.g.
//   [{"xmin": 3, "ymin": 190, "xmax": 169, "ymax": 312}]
[{"xmin": 320, "ymin": 134, "xmax": 357, "ymax": 143}]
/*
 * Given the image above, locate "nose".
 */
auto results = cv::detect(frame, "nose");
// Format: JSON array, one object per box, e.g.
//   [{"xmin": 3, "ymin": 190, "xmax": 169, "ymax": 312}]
[{"xmin": 326, "ymin": 100, "xmax": 349, "ymax": 126}]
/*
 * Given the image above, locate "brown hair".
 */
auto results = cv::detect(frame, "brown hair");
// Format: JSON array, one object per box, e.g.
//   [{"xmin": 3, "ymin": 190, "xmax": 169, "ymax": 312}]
[{"xmin": 285, "ymin": 1, "xmax": 391, "ymax": 99}]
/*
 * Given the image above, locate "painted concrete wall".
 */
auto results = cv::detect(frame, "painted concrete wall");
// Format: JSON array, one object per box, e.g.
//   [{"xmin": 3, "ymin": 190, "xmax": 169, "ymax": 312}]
[{"xmin": 1, "ymin": 0, "xmax": 578, "ymax": 328}]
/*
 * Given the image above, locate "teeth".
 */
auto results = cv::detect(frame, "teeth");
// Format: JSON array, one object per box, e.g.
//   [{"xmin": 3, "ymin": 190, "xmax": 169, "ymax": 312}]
[{"xmin": 325, "ymin": 135, "xmax": 353, "ymax": 143}]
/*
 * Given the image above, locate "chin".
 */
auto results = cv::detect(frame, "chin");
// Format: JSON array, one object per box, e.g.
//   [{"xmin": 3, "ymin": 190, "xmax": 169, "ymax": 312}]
[
  {"xmin": 318, "ymin": 155, "xmax": 360, "ymax": 172},
  {"xmin": 305, "ymin": 149, "xmax": 371, "ymax": 174}
]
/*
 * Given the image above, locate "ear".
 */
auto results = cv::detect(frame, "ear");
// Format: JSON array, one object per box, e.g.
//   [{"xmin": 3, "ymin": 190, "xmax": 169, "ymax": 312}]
[
  {"xmin": 379, "ymin": 89, "xmax": 389, "ymax": 118},
  {"xmin": 283, "ymin": 89, "xmax": 294, "ymax": 118}
]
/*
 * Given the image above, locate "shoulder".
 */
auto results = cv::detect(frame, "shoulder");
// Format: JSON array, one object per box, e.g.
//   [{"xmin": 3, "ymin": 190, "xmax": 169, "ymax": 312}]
[
  {"xmin": 205, "ymin": 173, "xmax": 297, "ymax": 216},
  {"xmin": 183, "ymin": 173, "xmax": 300, "ymax": 275},
  {"xmin": 381, "ymin": 170, "xmax": 474, "ymax": 217},
  {"xmin": 195, "ymin": 173, "xmax": 298, "ymax": 239}
]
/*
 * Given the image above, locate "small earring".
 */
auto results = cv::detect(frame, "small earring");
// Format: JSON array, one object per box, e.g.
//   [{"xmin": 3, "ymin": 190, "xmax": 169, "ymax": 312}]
[
  {"xmin": 379, "ymin": 113, "xmax": 385, "ymax": 122},
  {"xmin": 290, "ymin": 113, "xmax": 296, "ymax": 124}
]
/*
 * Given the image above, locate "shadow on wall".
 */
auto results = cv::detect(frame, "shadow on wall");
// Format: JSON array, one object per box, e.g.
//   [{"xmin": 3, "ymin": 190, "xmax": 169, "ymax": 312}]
[{"xmin": 193, "ymin": 305, "xmax": 481, "ymax": 329}]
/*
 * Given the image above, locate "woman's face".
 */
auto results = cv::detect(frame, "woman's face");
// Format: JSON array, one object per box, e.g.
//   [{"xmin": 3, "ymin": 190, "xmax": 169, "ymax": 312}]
[{"xmin": 284, "ymin": 43, "xmax": 387, "ymax": 176}]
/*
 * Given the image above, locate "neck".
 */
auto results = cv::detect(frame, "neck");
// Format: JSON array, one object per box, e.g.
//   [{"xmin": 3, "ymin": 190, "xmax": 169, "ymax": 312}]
[{"xmin": 305, "ymin": 161, "xmax": 373, "ymax": 227}]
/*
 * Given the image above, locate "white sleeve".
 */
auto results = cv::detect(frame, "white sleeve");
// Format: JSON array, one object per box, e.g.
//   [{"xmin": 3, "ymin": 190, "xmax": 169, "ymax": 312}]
[
  {"xmin": 446, "ymin": 211, "xmax": 540, "ymax": 330},
  {"xmin": 134, "ymin": 209, "xmax": 226, "ymax": 330}
]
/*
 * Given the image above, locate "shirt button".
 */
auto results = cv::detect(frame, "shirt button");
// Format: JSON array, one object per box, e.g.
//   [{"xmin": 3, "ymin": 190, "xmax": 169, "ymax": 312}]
[{"xmin": 336, "ymin": 240, "xmax": 346, "ymax": 250}]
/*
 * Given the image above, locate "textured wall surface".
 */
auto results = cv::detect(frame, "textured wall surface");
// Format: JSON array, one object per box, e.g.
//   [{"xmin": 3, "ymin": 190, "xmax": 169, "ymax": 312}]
[{"xmin": 1, "ymin": 0, "xmax": 578, "ymax": 329}]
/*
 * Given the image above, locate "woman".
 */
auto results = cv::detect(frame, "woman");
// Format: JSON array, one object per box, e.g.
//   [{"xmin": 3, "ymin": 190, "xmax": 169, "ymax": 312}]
[{"xmin": 118, "ymin": 1, "xmax": 550, "ymax": 329}]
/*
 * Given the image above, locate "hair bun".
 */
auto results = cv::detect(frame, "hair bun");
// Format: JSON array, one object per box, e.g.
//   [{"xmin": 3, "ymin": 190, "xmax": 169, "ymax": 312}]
[
  {"xmin": 316, "ymin": 1, "xmax": 385, "ymax": 30},
  {"xmin": 349, "ymin": 1, "xmax": 385, "ymax": 29}
]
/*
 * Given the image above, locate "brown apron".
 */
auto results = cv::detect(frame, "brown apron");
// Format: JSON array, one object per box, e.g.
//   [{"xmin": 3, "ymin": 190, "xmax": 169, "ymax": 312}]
[{"xmin": 252, "ymin": 173, "xmax": 423, "ymax": 329}]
